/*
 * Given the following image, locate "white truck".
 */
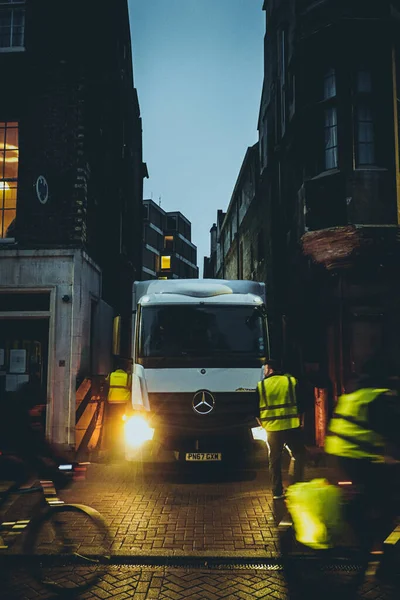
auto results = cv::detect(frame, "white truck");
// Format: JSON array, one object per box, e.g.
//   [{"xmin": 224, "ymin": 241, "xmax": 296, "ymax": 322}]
[{"xmin": 124, "ymin": 279, "xmax": 269, "ymax": 464}]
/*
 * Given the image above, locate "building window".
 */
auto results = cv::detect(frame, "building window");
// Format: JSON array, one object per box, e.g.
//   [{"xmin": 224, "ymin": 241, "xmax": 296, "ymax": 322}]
[
  {"xmin": 0, "ymin": 1, "xmax": 25, "ymax": 50},
  {"xmin": 356, "ymin": 106, "xmax": 375, "ymax": 165},
  {"xmin": 161, "ymin": 255, "xmax": 171, "ymax": 270},
  {"xmin": 324, "ymin": 107, "xmax": 338, "ymax": 170},
  {"xmin": 323, "ymin": 68, "xmax": 336, "ymax": 100},
  {"xmin": 167, "ymin": 215, "xmax": 177, "ymax": 230},
  {"xmin": 320, "ymin": 68, "xmax": 338, "ymax": 171},
  {"xmin": 0, "ymin": 121, "xmax": 18, "ymax": 238},
  {"xmin": 356, "ymin": 70, "xmax": 372, "ymax": 93},
  {"xmin": 164, "ymin": 235, "xmax": 174, "ymax": 251},
  {"xmin": 354, "ymin": 70, "xmax": 375, "ymax": 167}
]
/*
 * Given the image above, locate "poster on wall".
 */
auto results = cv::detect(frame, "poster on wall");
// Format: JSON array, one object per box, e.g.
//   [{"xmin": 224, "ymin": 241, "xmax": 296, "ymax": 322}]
[
  {"xmin": 5, "ymin": 374, "xmax": 18, "ymax": 391},
  {"xmin": 9, "ymin": 349, "xmax": 27, "ymax": 374},
  {"xmin": 5, "ymin": 373, "xmax": 29, "ymax": 392}
]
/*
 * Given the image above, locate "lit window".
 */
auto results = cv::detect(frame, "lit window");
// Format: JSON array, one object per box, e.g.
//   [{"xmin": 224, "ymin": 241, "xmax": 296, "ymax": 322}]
[
  {"xmin": 324, "ymin": 107, "xmax": 338, "ymax": 170},
  {"xmin": 164, "ymin": 235, "xmax": 173, "ymax": 251},
  {"xmin": 0, "ymin": 121, "xmax": 19, "ymax": 238},
  {"xmin": 161, "ymin": 255, "xmax": 171, "ymax": 270},
  {"xmin": 0, "ymin": 1, "xmax": 25, "ymax": 50}
]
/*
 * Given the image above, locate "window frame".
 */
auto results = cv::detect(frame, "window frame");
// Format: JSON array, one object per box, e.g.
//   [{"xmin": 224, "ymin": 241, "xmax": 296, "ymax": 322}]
[
  {"xmin": 0, "ymin": 0, "xmax": 25, "ymax": 52},
  {"xmin": 0, "ymin": 120, "xmax": 19, "ymax": 240},
  {"xmin": 322, "ymin": 68, "xmax": 338, "ymax": 171},
  {"xmin": 354, "ymin": 69, "xmax": 376, "ymax": 168}
]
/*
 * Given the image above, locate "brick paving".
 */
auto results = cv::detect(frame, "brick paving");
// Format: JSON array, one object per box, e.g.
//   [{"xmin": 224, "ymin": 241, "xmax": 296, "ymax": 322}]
[
  {"xmin": 61, "ymin": 458, "xmax": 282, "ymax": 557},
  {"xmin": 3, "ymin": 564, "xmax": 398, "ymax": 599},
  {"xmin": 1, "ymin": 454, "xmax": 398, "ymax": 598}
]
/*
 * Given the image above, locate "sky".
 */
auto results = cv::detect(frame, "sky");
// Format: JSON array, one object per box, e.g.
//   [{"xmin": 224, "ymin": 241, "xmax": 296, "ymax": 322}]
[{"xmin": 128, "ymin": 0, "xmax": 265, "ymax": 276}]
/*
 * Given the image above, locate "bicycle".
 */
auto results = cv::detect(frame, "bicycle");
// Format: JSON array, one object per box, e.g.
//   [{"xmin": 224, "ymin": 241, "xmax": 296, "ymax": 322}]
[{"xmin": 0, "ymin": 462, "xmax": 111, "ymax": 596}]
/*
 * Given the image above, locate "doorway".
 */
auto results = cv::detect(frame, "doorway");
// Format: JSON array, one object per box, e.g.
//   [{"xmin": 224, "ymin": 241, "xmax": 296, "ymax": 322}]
[{"xmin": 0, "ymin": 318, "xmax": 49, "ymax": 426}]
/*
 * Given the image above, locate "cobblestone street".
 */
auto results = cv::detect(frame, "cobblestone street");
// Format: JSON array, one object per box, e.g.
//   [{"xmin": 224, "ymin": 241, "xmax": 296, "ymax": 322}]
[
  {"xmin": 1, "ymin": 456, "xmax": 398, "ymax": 598},
  {"xmin": 3, "ymin": 561, "xmax": 398, "ymax": 599},
  {"xmin": 63, "ymin": 458, "xmax": 281, "ymax": 557}
]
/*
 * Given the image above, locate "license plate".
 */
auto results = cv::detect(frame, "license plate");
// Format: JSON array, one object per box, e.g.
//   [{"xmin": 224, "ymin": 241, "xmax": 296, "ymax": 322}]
[{"xmin": 185, "ymin": 452, "xmax": 222, "ymax": 461}]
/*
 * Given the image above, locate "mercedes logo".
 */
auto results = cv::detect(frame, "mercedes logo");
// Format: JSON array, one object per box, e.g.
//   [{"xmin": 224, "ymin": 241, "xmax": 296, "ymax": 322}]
[{"xmin": 192, "ymin": 390, "xmax": 215, "ymax": 415}]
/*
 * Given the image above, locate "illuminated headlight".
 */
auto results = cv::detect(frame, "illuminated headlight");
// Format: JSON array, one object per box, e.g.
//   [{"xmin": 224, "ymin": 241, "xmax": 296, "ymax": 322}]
[
  {"xmin": 124, "ymin": 415, "xmax": 154, "ymax": 448},
  {"xmin": 251, "ymin": 426, "xmax": 268, "ymax": 443}
]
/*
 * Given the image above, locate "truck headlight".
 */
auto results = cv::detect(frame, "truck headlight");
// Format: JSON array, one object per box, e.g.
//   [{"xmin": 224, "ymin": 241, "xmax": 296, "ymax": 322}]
[
  {"xmin": 124, "ymin": 415, "xmax": 154, "ymax": 448},
  {"xmin": 251, "ymin": 426, "xmax": 268, "ymax": 443}
]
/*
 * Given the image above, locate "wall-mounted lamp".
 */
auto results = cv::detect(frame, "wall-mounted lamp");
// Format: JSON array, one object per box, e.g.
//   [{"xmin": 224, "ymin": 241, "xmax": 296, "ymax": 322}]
[{"xmin": 62, "ymin": 295, "xmax": 71, "ymax": 303}]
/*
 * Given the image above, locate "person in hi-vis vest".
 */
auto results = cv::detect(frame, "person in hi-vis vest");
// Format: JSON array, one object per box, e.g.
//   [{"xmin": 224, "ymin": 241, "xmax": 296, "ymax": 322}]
[
  {"xmin": 105, "ymin": 362, "xmax": 131, "ymax": 453},
  {"xmin": 257, "ymin": 358, "xmax": 306, "ymax": 500},
  {"xmin": 107, "ymin": 366, "xmax": 131, "ymax": 404},
  {"xmin": 324, "ymin": 356, "xmax": 400, "ymax": 581}
]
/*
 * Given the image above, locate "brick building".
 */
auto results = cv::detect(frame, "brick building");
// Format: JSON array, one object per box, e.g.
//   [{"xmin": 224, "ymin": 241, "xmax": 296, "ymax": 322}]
[
  {"xmin": 203, "ymin": 144, "xmax": 266, "ymax": 283},
  {"xmin": 142, "ymin": 198, "xmax": 198, "ymax": 280},
  {"xmin": 259, "ymin": 0, "xmax": 400, "ymax": 394},
  {"xmin": 0, "ymin": 0, "xmax": 146, "ymax": 451},
  {"xmin": 205, "ymin": 0, "xmax": 400, "ymax": 444}
]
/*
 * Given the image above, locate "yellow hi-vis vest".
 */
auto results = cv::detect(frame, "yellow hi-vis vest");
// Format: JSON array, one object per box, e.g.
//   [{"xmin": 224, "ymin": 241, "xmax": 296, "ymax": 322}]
[
  {"xmin": 257, "ymin": 374, "xmax": 300, "ymax": 431},
  {"xmin": 108, "ymin": 369, "xmax": 131, "ymax": 404},
  {"xmin": 325, "ymin": 388, "xmax": 388, "ymax": 461}
]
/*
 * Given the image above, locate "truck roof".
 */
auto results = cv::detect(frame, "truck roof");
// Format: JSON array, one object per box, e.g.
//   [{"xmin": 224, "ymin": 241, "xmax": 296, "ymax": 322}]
[{"xmin": 133, "ymin": 279, "xmax": 266, "ymax": 306}]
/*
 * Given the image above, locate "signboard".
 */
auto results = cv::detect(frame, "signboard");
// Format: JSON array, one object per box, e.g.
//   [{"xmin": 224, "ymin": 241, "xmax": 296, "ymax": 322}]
[{"xmin": 9, "ymin": 349, "xmax": 27, "ymax": 373}]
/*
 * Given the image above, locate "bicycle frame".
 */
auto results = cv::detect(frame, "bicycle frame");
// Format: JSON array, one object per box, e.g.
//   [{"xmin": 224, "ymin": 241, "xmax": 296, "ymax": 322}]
[{"xmin": 0, "ymin": 462, "xmax": 88, "ymax": 552}]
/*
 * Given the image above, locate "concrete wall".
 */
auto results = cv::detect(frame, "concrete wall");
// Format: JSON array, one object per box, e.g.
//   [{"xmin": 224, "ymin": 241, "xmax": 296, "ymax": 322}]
[{"xmin": 0, "ymin": 248, "xmax": 104, "ymax": 448}]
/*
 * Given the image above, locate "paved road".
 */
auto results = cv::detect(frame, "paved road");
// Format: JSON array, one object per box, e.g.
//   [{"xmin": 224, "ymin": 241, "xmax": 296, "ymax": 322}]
[
  {"xmin": 65, "ymin": 458, "xmax": 280, "ymax": 557},
  {"xmin": 1, "ymin": 455, "xmax": 398, "ymax": 598}
]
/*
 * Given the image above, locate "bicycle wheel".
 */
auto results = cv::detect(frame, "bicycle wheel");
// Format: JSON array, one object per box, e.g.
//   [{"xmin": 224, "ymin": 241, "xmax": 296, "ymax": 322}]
[{"xmin": 23, "ymin": 503, "xmax": 111, "ymax": 595}]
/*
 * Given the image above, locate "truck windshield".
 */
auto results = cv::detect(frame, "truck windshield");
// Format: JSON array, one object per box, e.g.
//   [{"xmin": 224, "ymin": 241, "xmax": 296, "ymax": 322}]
[{"xmin": 138, "ymin": 304, "xmax": 266, "ymax": 360}]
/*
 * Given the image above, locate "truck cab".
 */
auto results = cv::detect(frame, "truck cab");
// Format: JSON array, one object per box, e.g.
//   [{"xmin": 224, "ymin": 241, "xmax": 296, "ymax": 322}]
[{"xmin": 125, "ymin": 279, "xmax": 269, "ymax": 463}]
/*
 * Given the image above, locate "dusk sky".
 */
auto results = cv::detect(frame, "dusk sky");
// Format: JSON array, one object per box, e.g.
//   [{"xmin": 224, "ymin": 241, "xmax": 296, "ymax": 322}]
[{"xmin": 128, "ymin": 0, "xmax": 265, "ymax": 276}]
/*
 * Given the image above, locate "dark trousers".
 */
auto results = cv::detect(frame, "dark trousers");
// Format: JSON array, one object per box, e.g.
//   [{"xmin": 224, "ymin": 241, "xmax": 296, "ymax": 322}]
[
  {"xmin": 104, "ymin": 402, "xmax": 127, "ymax": 455},
  {"xmin": 267, "ymin": 428, "xmax": 305, "ymax": 496},
  {"xmin": 329, "ymin": 456, "xmax": 399, "ymax": 557}
]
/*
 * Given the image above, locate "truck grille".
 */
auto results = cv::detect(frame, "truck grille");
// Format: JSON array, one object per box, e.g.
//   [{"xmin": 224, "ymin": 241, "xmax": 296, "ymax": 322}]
[{"xmin": 147, "ymin": 391, "xmax": 257, "ymax": 434}]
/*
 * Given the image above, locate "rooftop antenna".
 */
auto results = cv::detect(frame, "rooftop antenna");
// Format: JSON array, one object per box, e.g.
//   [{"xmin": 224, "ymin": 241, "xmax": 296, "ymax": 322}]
[{"xmin": 159, "ymin": 195, "xmax": 161, "ymax": 207}]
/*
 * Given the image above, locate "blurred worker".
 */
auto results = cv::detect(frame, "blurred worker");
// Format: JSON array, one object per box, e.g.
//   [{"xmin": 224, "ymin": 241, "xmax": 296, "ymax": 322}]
[
  {"xmin": 325, "ymin": 354, "xmax": 400, "ymax": 583},
  {"xmin": 0, "ymin": 378, "xmax": 69, "ymax": 488},
  {"xmin": 105, "ymin": 361, "xmax": 132, "ymax": 454},
  {"xmin": 256, "ymin": 359, "xmax": 306, "ymax": 500}
]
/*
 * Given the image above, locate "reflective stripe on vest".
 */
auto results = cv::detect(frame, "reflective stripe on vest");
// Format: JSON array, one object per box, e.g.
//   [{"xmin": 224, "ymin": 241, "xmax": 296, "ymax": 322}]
[
  {"xmin": 108, "ymin": 370, "xmax": 130, "ymax": 403},
  {"xmin": 325, "ymin": 388, "xmax": 388, "ymax": 461},
  {"xmin": 257, "ymin": 374, "xmax": 300, "ymax": 431}
]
